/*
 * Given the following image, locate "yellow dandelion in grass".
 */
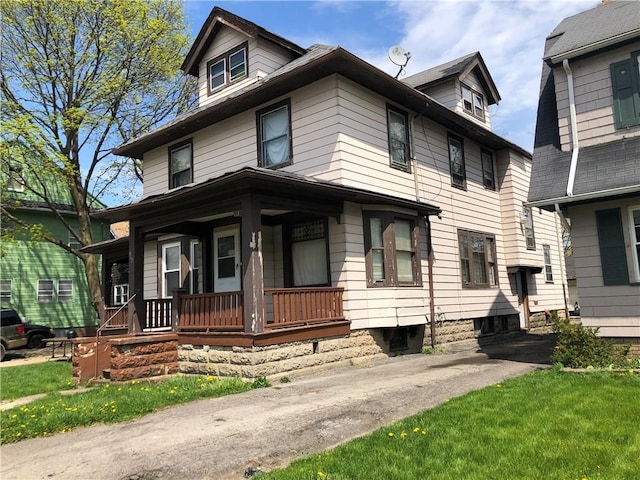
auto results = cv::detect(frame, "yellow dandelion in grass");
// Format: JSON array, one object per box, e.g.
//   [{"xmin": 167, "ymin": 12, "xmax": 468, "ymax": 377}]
[
  {"xmin": 400, "ymin": 431, "xmax": 408, "ymax": 439},
  {"xmin": 206, "ymin": 375, "xmax": 216, "ymax": 381},
  {"xmin": 131, "ymin": 380, "xmax": 137, "ymax": 385},
  {"xmin": 317, "ymin": 472, "xmax": 325, "ymax": 479},
  {"xmin": 496, "ymin": 384, "xmax": 502, "ymax": 388},
  {"xmin": 388, "ymin": 432, "xmax": 394, "ymax": 437},
  {"xmin": 629, "ymin": 370, "xmax": 634, "ymax": 374},
  {"xmin": 421, "ymin": 430, "xmax": 426, "ymax": 435},
  {"xmin": 413, "ymin": 427, "xmax": 420, "ymax": 433}
]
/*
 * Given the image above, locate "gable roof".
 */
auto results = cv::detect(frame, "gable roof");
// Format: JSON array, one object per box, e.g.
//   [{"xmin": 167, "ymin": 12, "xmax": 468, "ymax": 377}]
[
  {"xmin": 402, "ymin": 52, "xmax": 501, "ymax": 105},
  {"xmin": 115, "ymin": 45, "xmax": 527, "ymax": 160},
  {"xmin": 544, "ymin": 0, "xmax": 640, "ymax": 64},
  {"xmin": 181, "ymin": 6, "xmax": 306, "ymax": 76}
]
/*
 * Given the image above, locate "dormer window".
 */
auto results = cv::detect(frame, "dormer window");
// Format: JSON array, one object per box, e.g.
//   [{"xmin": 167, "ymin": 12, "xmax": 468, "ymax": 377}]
[
  {"xmin": 461, "ymin": 83, "xmax": 485, "ymax": 120},
  {"xmin": 207, "ymin": 42, "xmax": 248, "ymax": 95}
]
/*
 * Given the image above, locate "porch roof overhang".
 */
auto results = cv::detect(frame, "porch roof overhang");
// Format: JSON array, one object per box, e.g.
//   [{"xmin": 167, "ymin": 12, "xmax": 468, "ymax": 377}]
[
  {"xmin": 114, "ymin": 46, "xmax": 530, "ymax": 160},
  {"xmin": 506, "ymin": 264, "xmax": 544, "ymax": 274},
  {"xmin": 91, "ymin": 167, "xmax": 441, "ymax": 225},
  {"xmin": 81, "ymin": 236, "xmax": 129, "ymax": 255}
]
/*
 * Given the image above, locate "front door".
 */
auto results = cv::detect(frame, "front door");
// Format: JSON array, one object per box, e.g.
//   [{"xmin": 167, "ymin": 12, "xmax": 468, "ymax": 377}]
[{"xmin": 214, "ymin": 226, "xmax": 241, "ymax": 292}]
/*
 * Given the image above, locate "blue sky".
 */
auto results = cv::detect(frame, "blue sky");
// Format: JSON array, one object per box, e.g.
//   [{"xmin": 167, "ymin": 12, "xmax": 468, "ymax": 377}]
[{"xmin": 183, "ymin": 0, "xmax": 598, "ymax": 151}]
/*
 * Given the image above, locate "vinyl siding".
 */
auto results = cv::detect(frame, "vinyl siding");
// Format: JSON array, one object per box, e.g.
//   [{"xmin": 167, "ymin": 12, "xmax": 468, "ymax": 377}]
[
  {"xmin": 569, "ymin": 197, "xmax": 640, "ymax": 335},
  {"xmin": 554, "ymin": 41, "xmax": 640, "ymax": 151}
]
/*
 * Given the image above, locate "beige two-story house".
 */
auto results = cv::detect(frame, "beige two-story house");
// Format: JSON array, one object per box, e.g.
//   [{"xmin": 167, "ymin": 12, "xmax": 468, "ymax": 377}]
[
  {"xmin": 528, "ymin": 0, "xmax": 640, "ymax": 342},
  {"xmin": 91, "ymin": 6, "xmax": 567, "ymax": 377}
]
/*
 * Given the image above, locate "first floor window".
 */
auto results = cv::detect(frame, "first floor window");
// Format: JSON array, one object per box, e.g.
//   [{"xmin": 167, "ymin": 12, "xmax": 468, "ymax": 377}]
[
  {"xmin": 543, "ymin": 245, "xmax": 553, "ymax": 283},
  {"xmin": 37, "ymin": 279, "xmax": 54, "ymax": 303},
  {"xmin": 448, "ymin": 134, "xmax": 466, "ymax": 189},
  {"xmin": 458, "ymin": 230, "xmax": 498, "ymax": 288},
  {"xmin": 290, "ymin": 220, "xmax": 329, "ymax": 286},
  {"xmin": 162, "ymin": 243, "xmax": 181, "ymax": 297},
  {"xmin": 257, "ymin": 100, "xmax": 292, "ymax": 168},
  {"xmin": 364, "ymin": 212, "xmax": 421, "ymax": 287},
  {"xmin": 113, "ymin": 284, "xmax": 129, "ymax": 305},
  {"xmin": 628, "ymin": 206, "xmax": 640, "ymax": 281},
  {"xmin": 169, "ymin": 141, "xmax": 193, "ymax": 189},
  {"xmin": 0, "ymin": 279, "xmax": 12, "ymax": 303},
  {"xmin": 387, "ymin": 105, "xmax": 410, "ymax": 171},
  {"xmin": 58, "ymin": 280, "xmax": 73, "ymax": 302}
]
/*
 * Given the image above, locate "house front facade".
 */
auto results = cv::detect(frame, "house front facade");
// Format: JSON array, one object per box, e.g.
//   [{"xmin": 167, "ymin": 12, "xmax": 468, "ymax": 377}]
[
  {"xmin": 528, "ymin": 0, "xmax": 640, "ymax": 341},
  {"xmin": 91, "ymin": 7, "xmax": 567, "ymax": 377}
]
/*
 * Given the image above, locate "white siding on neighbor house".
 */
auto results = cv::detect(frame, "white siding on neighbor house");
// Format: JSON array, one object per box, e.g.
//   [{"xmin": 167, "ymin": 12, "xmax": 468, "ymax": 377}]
[
  {"xmin": 569, "ymin": 197, "xmax": 640, "ymax": 337},
  {"xmin": 554, "ymin": 41, "xmax": 640, "ymax": 151}
]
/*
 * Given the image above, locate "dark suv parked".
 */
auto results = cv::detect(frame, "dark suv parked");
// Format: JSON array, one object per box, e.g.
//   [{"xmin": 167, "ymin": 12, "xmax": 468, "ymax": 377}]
[{"xmin": 1, "ymin": 309, "xmax": 28, "ymax": 361}]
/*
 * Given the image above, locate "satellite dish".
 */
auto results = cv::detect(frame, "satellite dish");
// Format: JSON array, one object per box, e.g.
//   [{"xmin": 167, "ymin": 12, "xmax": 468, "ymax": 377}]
[{"xmin": 388, "ymin": 46, "xmax": 411, "ymax": 66}]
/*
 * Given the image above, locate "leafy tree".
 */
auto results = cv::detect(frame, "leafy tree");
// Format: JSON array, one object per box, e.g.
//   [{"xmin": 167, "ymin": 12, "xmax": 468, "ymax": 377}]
[{"xmin": 1, "ymin": 0, "xmax": 197, "ymax": 315}]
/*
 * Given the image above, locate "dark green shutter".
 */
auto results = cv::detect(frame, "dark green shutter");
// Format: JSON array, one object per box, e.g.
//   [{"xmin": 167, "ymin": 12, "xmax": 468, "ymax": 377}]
[
  {"xmin": 595, "ymin": 209, "xmax": 629, "ymax": 285},
  {"xmin": 610, "ymin": 59, "xmax": 640, "ymax": 129}
]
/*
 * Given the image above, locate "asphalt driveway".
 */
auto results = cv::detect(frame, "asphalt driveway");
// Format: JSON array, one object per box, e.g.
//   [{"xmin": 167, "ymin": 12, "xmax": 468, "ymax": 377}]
[{"xmin": 0, "ymin": 332, "xmax": 555, "ymax": 480}]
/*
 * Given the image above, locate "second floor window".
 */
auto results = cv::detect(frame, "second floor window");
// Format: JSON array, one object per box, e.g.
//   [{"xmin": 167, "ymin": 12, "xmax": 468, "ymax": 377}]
[
  {"xmin": 7, "ymin": 165, "xmax": 24, "ymax": 192},
  {"xmin": 448, "ymin": 134, "xmax": 466, "ymax": 189},
  {"xmin": 461, "ymin": 84, "xmax": 485, "ymax": 120},
  {"xmin": 481, "ymin": 149, "xmax": 495, "ymax": 190},
  {"xmin": 610, "ymin": 51, "xmax": 640, "ymax": 129},
  {"xmin": 257, "ymin": 100, "xmax": 292, "ymax": 168},
  {"xmin": 207, "ymin": 43, "xmax": 248, "ymax": 94},
  {"xmin": 0, "ymin": 279, "xmax": 12, "ymax": 303},
  {"xmin": 523, "ymin": 206, "xmax": 536, "ymax": 250},
  {"xmin": 387, "ymin": 105, "xmax": 410, "ymax": 171},
  {"xmin": 543, "ymin": 245, "xmax": 553, "ymax": 283},
  {"xmin": 169, "ymin": 141, "xmax": 192, "ymax": 189},
  {"xmin": 37, "ymin": 279, "xmax": 54, "ymax": 303},
  {"xmin": 69, "ymin": 231, "xmax": 82, "ymax": 250}
]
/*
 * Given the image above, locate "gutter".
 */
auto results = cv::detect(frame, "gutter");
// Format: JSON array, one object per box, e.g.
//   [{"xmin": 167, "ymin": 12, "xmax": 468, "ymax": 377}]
[
  {"xmin": 563, "ymin": 59, "xmax": 579, "ymax": 198},
  {"xmin": 527, "ymin": 184, "xmax": 640, "ymax": 209}
]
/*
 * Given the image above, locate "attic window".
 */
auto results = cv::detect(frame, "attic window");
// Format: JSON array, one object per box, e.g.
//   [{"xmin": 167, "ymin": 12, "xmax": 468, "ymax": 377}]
[
  {"xmin": 461, "ymin": 83, "xmax": 485, "ymax": 120},
  {"xmin": 7, "ymin": 165, "xmax": 24, "ymax": 192},
  {"xmin": 207, "ymin": 42, "xmax": 248, "ymax": 94}
]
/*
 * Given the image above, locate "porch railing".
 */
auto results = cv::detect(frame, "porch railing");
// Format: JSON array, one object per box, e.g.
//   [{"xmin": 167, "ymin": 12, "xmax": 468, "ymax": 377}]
[
  {"xmin": 264, "ymin": 287, "xmax": 344, "ymax": 329},
  {"xmin": 178, "ymin": 292, "xmax": 243, "ymax": 332},
  {"xmin": 103, "ymin": 306, "xmax": 129, "ymax": 329},
  {"xmin": 144, "ymin": 298, "xmax": 172, "ymax": 330}
]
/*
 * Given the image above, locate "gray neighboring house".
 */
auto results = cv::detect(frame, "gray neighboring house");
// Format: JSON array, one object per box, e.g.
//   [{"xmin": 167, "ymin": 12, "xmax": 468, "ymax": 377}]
[{"xmin": 528, "ymin": 0, "xmax": 640, "ymax": 341}]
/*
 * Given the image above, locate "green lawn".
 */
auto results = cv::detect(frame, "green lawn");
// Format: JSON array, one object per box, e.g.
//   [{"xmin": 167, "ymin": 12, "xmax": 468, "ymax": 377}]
[
  {"xmin": 0, "ymin": 363, "xmax": 264, "ymax": 444},
  {"xmin": 0, "ymin": 361, "xmax": 75, "ymax": 400},
  {"xmin": 260, "ymin": 370, "xmax": 640, "ymax": 480}
]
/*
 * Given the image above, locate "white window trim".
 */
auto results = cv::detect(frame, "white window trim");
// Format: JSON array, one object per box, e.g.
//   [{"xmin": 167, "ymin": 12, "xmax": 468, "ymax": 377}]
[
  {"xmin": 628, "ymin": 206, "xmax": 640, "ymax": 282},
  {"xmin": 209, "ymin": 58, "xmax": 226, "ymax": 91},
  {"xmin": 543, "ymin": 245, "xmax": 554, "ymax": 283},
  {"xmin": 113, "ymin": 284, "xmax": 129, "ymax": 305},
  {"xmin": 58, "ymin": 279, "xmax": 73, "ymax": 302},
  {"xmin": 461, "ymin": 83, "xmax": 485, "ymax": 120},
  {"xmin": 37, "ymin": 279, "xmax": 55, "ymax": 303},
  {"xmin": 162, "ymin": 242, "xmax": 181, "ymax": 298},
  {"xmin": 0, "ymin": 279, "xmax": 12, "ymax": 303}
]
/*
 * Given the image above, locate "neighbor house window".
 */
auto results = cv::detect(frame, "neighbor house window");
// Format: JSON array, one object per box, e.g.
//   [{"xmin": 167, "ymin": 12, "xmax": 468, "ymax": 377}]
[
  {"xmin": 610, "ymin": 51, "xmax": 640, "ymax": 129},
  {"xmin": 257, "ymin": 99, "xmax": 292, "ymax": 168},
  {"xmin": 7, "ymin": 165, "xmax": 24, "ymax": 192},
  {"xmin": 68, "ymin": 231, "xmax": 82, "ymax": 250},
  {"xmin": 58, "ymin": 279, "xmax": 73, "ymax": 302},
  {"xmin": 162, "ymin": 243, "xmax": 181, "ymax": 297},
  {"xmin": 289, "ymin": 219, "xmax": 329, "ymax": 286},
  {"xmin": 190, "ymin": 240, "xmax": 202, "ymax": 294},
  {"xmin": 523, "ymin": 205, "xmax": 535, "ymax": 250},
  {"xmin": 481, "ymin": 149, "xmax": 495, "ymax": 190},
  {"xmin": 169, "ymin": 140, "xmax": 192, "ymax": 189},
  {"xmin": 628, "ymin": 206, "xmax": 640, "ymax": 281},
  {"xmin": 37, "ymin": 279, "xmax": 54, "ymax": 303},
  {"xmin": 387, "ymin": 105, "xmax": 410, "ymax": 171},
  {"xmin": 461, "ymin": 84, "xmax": 485, "ymax": 120},
  {"xmin": 543, "ymin": 245, "xmax": 553, "ymax": 283},
  {"xmin": 363, "ymin": 212, "xmax": 421, "ymax": 287},
  {"xmin": 458, "ymin": 230, "xmax": 498, "ymax": 288},
  {"xmin": 448, "ymin": 134, "xmax": 466, "ymax": 189},
  {"xmin": 206, "ymin": 42, "xmax": 248, "ymax": 94},
  {"xmin": 595, "ymin": 208, "xmax": 629, "ymax": 285},
  {"xmin": 113, "ymin": 284, "xmax": 129, "ymax": 305},
  {"xmin": 0, "ymin": 279, "xmax": 12, "ymax": 303}
]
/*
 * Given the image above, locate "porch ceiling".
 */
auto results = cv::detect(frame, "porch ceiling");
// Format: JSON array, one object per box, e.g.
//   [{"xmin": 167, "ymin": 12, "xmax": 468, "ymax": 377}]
[{"xmin": 92, "ymin": 167, "xmax": 441, "ymax": 225}]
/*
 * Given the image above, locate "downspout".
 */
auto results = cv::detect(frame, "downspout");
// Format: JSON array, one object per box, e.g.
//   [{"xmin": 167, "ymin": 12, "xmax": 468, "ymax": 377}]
[{"xmin": 563, "ymin": 59, "xmax": 579, "ymax": 197}]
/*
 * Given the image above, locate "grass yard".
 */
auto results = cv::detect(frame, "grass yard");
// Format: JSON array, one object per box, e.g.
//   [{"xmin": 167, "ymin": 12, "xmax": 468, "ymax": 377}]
[
  {"xmin": 260, "ymin": 369, "xmax": 640, "ymax": 480},
  {"xmin": 0, "ymin": 363, "xmax": 264, "ymax": 444},
  {"xmin": 0, "ymin": 361, "xmax": 74, "ymax": 401}
]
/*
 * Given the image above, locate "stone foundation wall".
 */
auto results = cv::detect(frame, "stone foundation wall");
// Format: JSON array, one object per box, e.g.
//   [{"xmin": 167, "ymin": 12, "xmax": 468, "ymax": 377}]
[
  {"xmin": 431, "ymin": 315, "xmax": 520, "ymax": 345},
  {"xmin": 610, "ymin": 338, "xmax": 640, "ymax": 358},
  {"xmin": 179, "ymin": 329, "xmax": 410, "ymax": 379}
]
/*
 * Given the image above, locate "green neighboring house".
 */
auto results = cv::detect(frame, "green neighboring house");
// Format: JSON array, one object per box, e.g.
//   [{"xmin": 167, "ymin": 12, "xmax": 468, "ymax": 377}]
[{"xmin": 1, "ymin": 162, "xmax": 112, "ymax": 333}]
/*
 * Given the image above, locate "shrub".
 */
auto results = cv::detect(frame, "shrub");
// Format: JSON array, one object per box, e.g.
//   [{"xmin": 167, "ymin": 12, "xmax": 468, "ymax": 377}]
[{"xmin": 552, "ymin": 318, "xmax": 626, "ymax": 368}]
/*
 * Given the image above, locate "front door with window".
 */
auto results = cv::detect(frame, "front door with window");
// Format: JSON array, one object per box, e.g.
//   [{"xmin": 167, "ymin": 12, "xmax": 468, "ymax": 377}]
[{"xmin": 214, "ymin": 226, "xmax": 241, "ymax": 292}]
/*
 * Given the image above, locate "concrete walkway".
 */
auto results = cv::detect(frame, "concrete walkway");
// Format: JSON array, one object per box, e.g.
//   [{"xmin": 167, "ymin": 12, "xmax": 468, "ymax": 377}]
[{"xmin": 0, "ymin": 332, "xmax": 555, "ymax": 480}]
